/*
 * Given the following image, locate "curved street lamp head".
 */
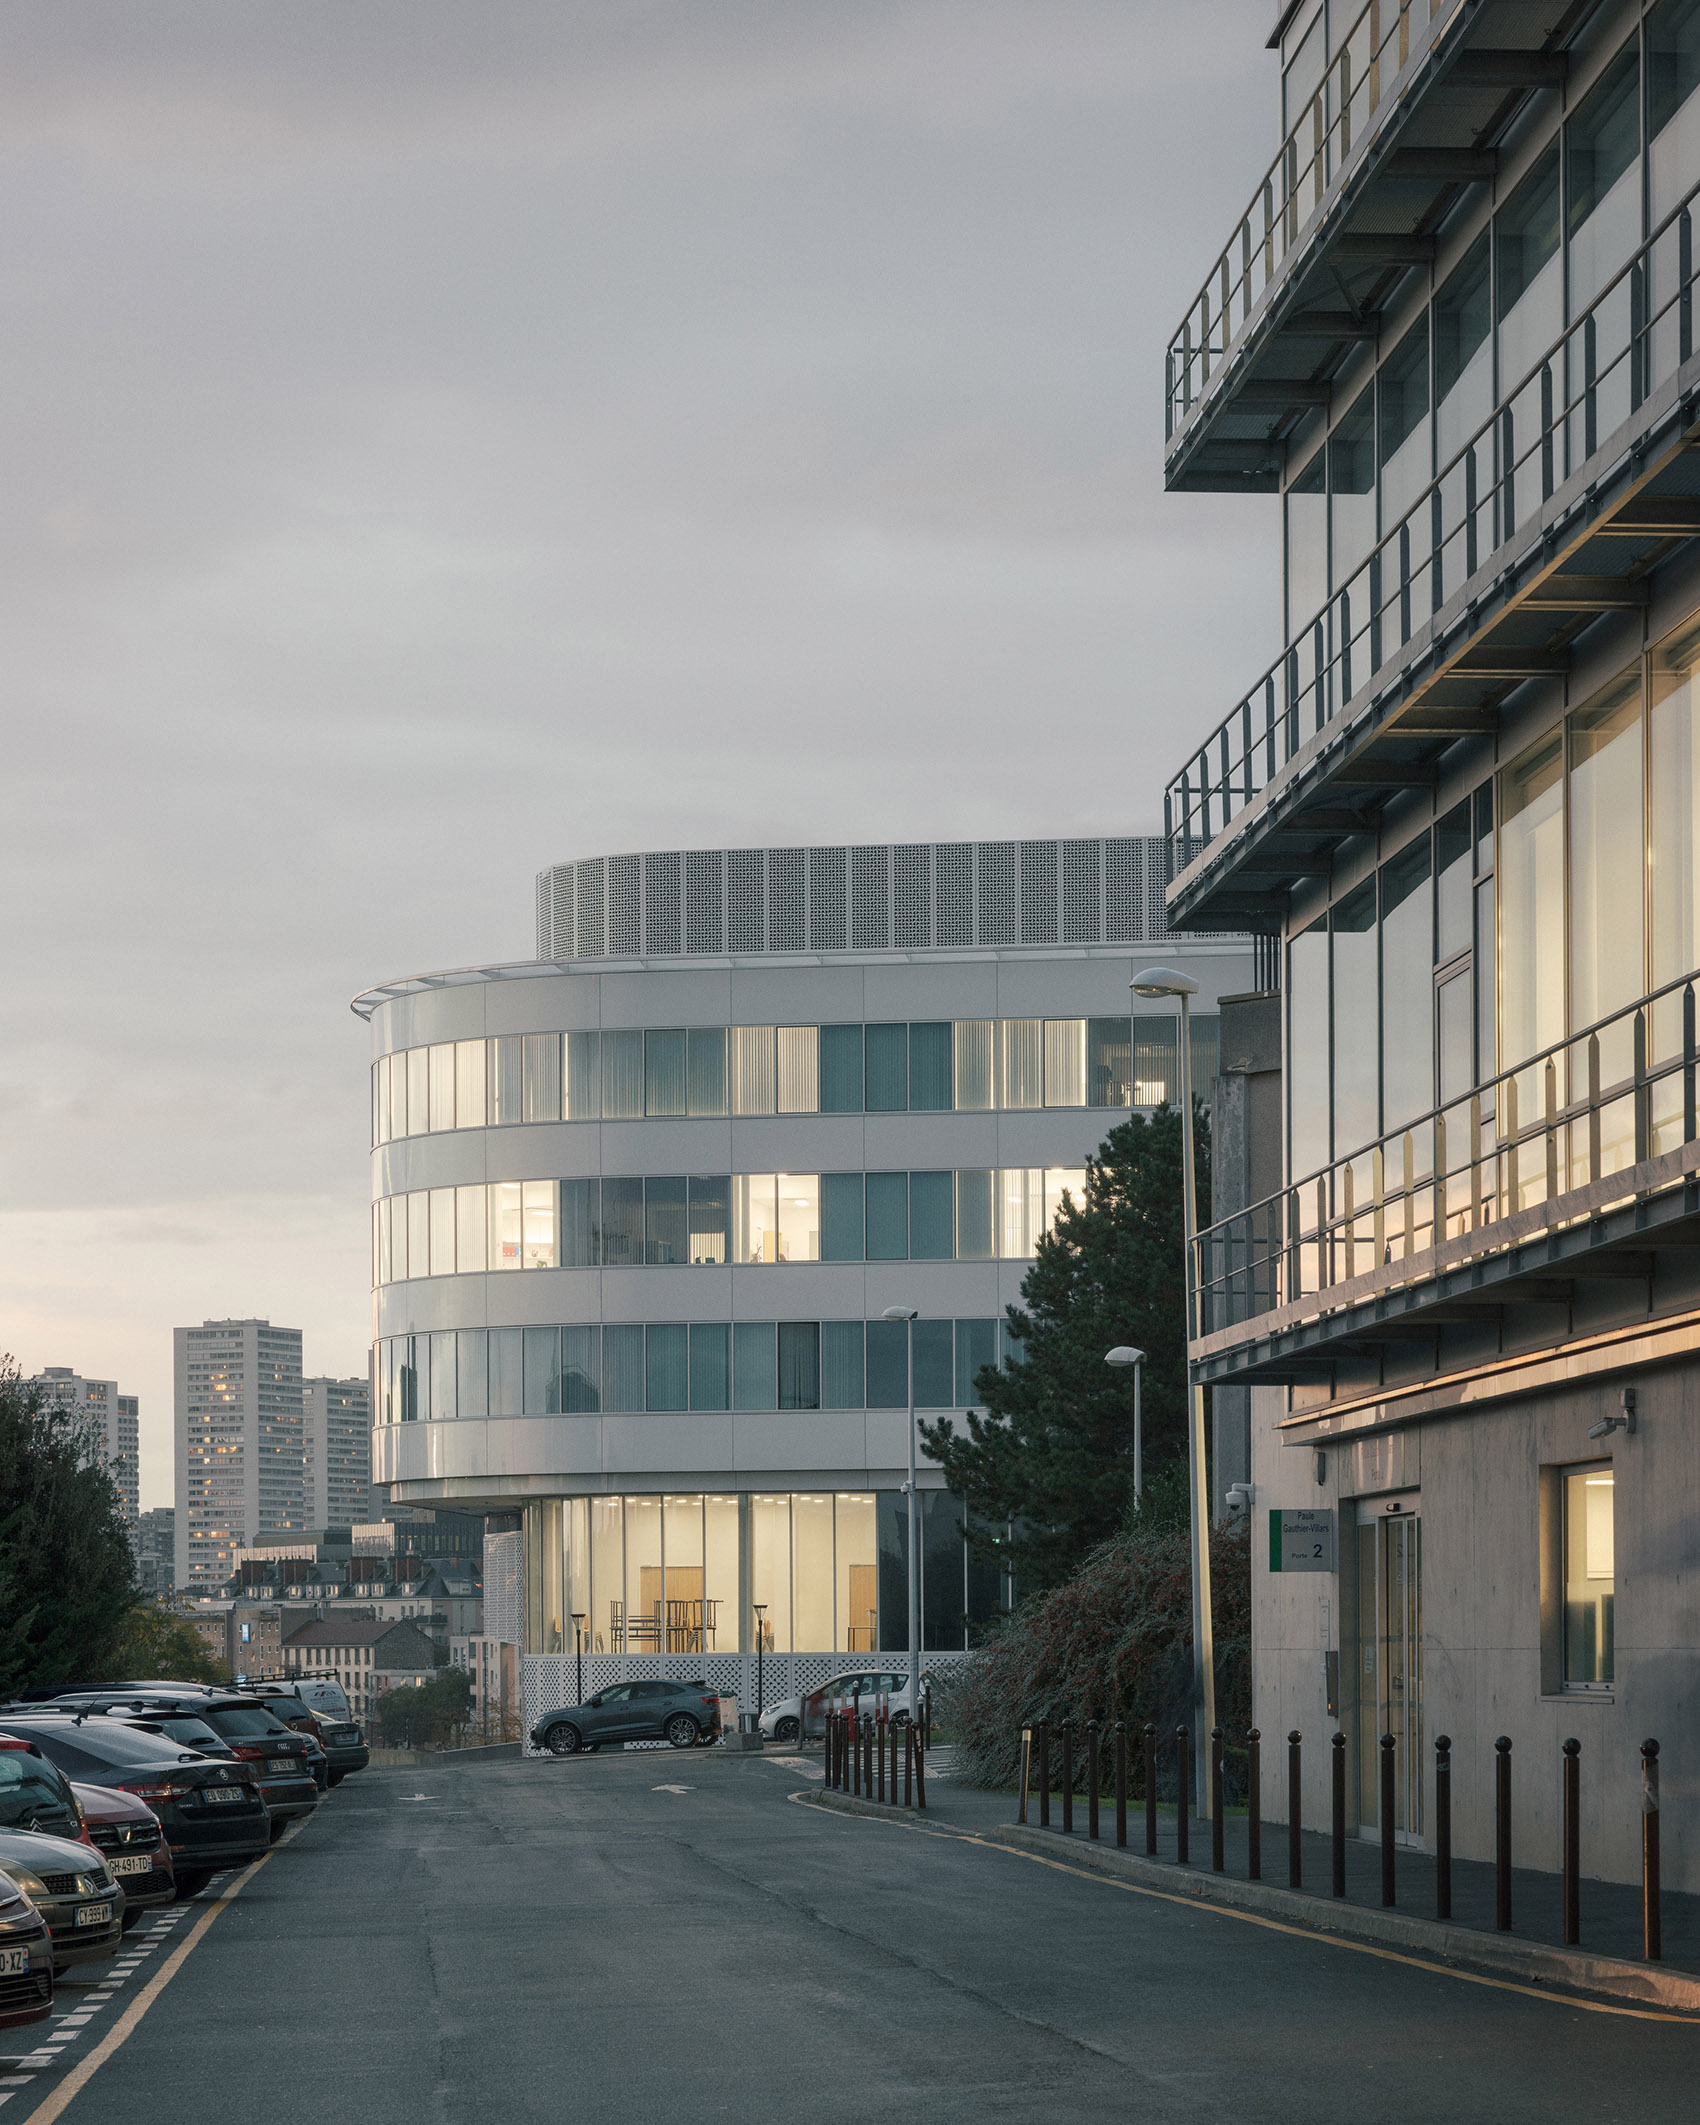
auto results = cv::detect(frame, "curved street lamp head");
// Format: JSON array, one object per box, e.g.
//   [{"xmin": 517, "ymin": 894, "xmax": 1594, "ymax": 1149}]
[
  {"xmin": 1130, "ymin": 966, "xmax": 1200, "ymax": 999},
  {"xmin": 1104, "ymin": 1345, "xmax": 1147, "ymax": 1367},
  {"xmin": 881, "ymin": 1306, "xmax": 920, "ymax": 1321}
]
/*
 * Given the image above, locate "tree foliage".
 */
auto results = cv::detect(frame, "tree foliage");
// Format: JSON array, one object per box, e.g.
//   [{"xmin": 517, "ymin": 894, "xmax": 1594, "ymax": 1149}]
[
  {"xmin": 939, "ymin": 1515, "xmax": 1251, "ymax": 1793},
  {"xmin": 107, "ymin": 1602, "xmax": 231, "ymax": 1685},
  {"xmin": 0, "ymin": 1365, "xmax": 138, "ymax": 1696},
  {"xmin": 374, "ymin": 1666, "xmax": 473, "ymax": 1747},
  {"xmin": 919, "ymin": 1104, "xmax": 1208, "ymax": 1594}
]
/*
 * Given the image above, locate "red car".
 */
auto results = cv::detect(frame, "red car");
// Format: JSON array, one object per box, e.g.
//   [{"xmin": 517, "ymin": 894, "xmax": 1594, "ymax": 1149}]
[{"xmin": 71, "ymin": 1783, "xmax": 175, "ymax": 1925}]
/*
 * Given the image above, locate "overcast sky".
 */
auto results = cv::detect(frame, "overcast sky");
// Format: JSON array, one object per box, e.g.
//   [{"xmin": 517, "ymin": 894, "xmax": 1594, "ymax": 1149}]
[{"xmin": 0, "ymin": 2, "xmax": 1278, "ymax": 1510}]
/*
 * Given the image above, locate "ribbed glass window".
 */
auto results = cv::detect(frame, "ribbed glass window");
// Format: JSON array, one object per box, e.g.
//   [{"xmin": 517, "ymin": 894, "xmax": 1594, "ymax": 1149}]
[
  {"xmin": 603, "ymin": 1326, "xmax": 643, "ymax": 1413},
  {"xmin": 601, "ymin": 1030, "xmax": 644, "ymax": 1119},
  {"xmin": 1000, "ymin": 1019, "xmax": 1041, "ymax": 1107},
  {"xmin": 1436, "ymin": 801, "xmax": 1473, "ymax": 964},
  {"xmin": 644, "ymin": 1176, "xmax": 688, "ymax": 1265},
  {"xmin": 407, "ymin": 1046, "xmax": 429, "ymax": 1137},
  {"xmin": 1043, "ymin": 1020, "xmax": 1087, "ymax": 1107},
  {"xmin": 999, "ymin": 1168, "xmax": 1042, "ymax": 1259},
  {"xmin": 521, "ymin": 1180, "xmax": 556, "ymax": 1268},
  {"xmin": 1499, "ymin": 732, "xmax": 1566, "ymax": 1072},
  {"xmin": 523, "ymin": 1034, "xmax": 561, "ymax": 1123},
  {"xmin": 865, "ymin": 1319, "xmax": 908, "ymax": 1409},
  {"xmin": 734, "ymin": 1174, "xmax": 779, "ymax": 1264},
  {"xmin": 1381, "ymin": 838, "xmax": 1434, "ymax": 1133},
  {"xmin": 820, "ymin": 1024, "xmax": 864, "ymax": 1112},
  {"xmin": 1331, "ymin": 879, "xmax": 1379, "ymax": 1155},
  {"xmin": 865, "ymin": 1172, "xmax": 909, "ymax": 1260},
  {"xmin": 734, "ymin": 1323, "xmax": 777, "ymax": 1411},
  {"xmin": 489, "ymin": 1037, "xmax": 523, "ymax": 1126},
  {"xmin": 865, "ymin": 1024, "xmax": 908, "ymax": 1111},
  {"xmin": 688, "ymin": 1175, "xmax": 730, "ymax": 1264},
  {"xmin": 822, "ymin": 1322, "xmax": 864, "ymax": 1410},
  {"xmin": 429, "ymin": 1188, "xmax": 455, "ymax": 1276},
  {"xmin": 564, "ymin": 1031, "xmax": 600, "ymax": 1118},
  {"xmin": 687, "ymin": 1027, "xmax": 727, "ymax": 1116},
  {"xmin": 689, "ymin": 1324, "xmax": 729, "ymax": 1411},
  {"xmin": 600, "ymin": 1178, "xmax": 644, "ymax": 1267},
  {"xmin": 954, "ymin": 1318, "xmax": 996, "ymax": 1406},
  {"xmin": 908, "ymin": 1022, "xmax": 952, "ymax": 1110},
  {"xmin": 730, "ymin": 1027, "xmax": 776, "ymax": 1115},
  {"xmin": 956, "ymin": 1170, "xmax": 994, "ymax": 1259},
  {"xmin": 913, "ymin": 1320, "xmax": 954, "ymax": 1408},
  {"xmin": 777, "ymin": 1026, "xmax": 819, "ymax": 1113},
  {"xmin": 778, "ymin": 1322, "xmax": 821, "ymax": 1410},
  {"xmin": 1287, "ymin": 920, "xmax": 1330, "ymax": 1175},
  {"xmin": 524, "ymin": 1327, "xmax": 560, "ymax": 1413},
  {"xmin": 562, "ymin": 1326, "xmax": 600, "ymax": 1412},
  {"xmin": 909, "ymin": 1171, "xmax": 954, "ymax": 1259},
  {"xmin": 1087, "ymin": 1018, "xmax": 1132, "ymax": 1106},
  {"xmin": 560, "ymin": 1179, "xmax": 599, "ymax": 1268},
  {"xmin": 644, "ymin": 1029, "xmax": 686, "ymax": 1117},
  {"xmin": 646, "ymin": 1324, "xmax": 689, "ymax": 1412},
  {"xmin": 429, "ymin": 1332, "xmax": 455, "ymax": 1421},
  {"xmin": 489, "ymin": 1328, "xmax": 523, "ymax": 1418},
  {"xmin": 821, "ymin": 1173, "xmax": 864, "ymax": 1261},
  {"xmin": 953, "ymin": 1020, "xmax": 993, "ymax": 1109},
  {"xmin": 429, "ymin": 1044, "xmax": 455, "ymax": 1132}
]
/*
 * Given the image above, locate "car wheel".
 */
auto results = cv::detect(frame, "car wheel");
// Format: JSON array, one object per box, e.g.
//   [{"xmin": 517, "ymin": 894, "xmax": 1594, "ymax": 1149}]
[
  {"xmin": 665, "ymin": 1714, "xmax": 699, "ymax": 1749},
  {"xmin": 893, "ymin": 1711, "xmax": 911, "ymax": 1727},
  {"xmin": 545, "ymin": 1723, "xmax": 582, "ymax": 1756},
  {"xmin": 268, "ymin": 1817, "xmax": 288, "ymax": 1845},
  {"xmin": 327, "ymin": 1772, "xmax": 344, "ymax": 1788},
  {"xmin": 773, "ymin": 1717, "xmax": 801, "ymax": 1744},
  {"xmin": 174, "ymin": 1870, "xmax": 211, "ymax": 1900},
  {"xmin": 120, "ymin": 1906, "xmax": 144, "ymax": 1934}
]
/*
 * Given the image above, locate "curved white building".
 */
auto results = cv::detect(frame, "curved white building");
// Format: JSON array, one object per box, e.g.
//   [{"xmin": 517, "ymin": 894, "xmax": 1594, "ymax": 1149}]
[{"xmin": 356, "ymin": 838, "xmax": 1251, "ymax": 1720}]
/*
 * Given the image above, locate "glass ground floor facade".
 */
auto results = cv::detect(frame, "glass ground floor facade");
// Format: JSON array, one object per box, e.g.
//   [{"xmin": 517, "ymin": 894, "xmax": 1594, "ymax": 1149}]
[{"xmin": 523, "ymin": 1488, "xmax": 1006, "ymax": 1658}]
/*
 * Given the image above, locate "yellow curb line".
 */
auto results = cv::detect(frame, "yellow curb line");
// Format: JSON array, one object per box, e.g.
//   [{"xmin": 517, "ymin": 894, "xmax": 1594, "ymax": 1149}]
[
  {"xmin": 789, "ymin": 1791, "xmax": 1700, "ymax": 2026},
  {"xmin": 21, "ymin": 1814, "xmax": 312, "ymax": 2125}
]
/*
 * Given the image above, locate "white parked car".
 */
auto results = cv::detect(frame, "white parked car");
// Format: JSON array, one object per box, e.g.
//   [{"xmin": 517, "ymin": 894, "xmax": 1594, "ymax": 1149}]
[{"xmin": 757, "ymin": 1667, "xmax": 927, "ymax": 1744}]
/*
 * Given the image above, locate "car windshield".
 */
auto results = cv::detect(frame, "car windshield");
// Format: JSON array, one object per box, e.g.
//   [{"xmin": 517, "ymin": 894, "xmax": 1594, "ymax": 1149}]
[
  {"xmin": 135, "ymin": 1717, "xmax": 229, "ymax": 1750},
  {"xmin": 202, "ymin": 1707, "xmax": 289, "ymax": 1739},
  {"xmin": 0, "ymin": 1754, "xmax": 76, "ymax": 1829}
]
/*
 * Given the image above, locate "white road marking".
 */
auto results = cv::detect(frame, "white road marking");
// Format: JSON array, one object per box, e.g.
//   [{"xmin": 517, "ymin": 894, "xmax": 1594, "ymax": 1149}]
[{"xmin": 651, "ymin": 1784, "xmax": 694, "ymax": 1794}]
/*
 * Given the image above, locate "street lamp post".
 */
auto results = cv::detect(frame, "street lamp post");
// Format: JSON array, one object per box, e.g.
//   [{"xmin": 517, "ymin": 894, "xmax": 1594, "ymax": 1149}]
[
  {"xmin": 572, "ymin": 1613, "xmax": 586, "ymax": 1707},
  {"xmin": 1104, "ymin": 1345, "xmax": 1146, "ymax": 1510},
  {"xmin": 1130, "ymin": 966, "xmax": 1215, "ymax": 1818},
  {"xmin": 753, "ymin": 1603, "xmax": 768, "ymax": 1720},
  {"xmin": 882, "ymin": 1305, "xmax": 922, "ymax": 1700}
]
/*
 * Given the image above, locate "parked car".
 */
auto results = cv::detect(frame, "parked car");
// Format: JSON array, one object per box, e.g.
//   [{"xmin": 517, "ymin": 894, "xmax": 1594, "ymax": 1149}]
[
  {"xmin": 0, "ymin": 1735, "xmax": 89, "ymax": 1844},
  {"xmin": 71, "ymin": 1783, "xmax": 174, "ymax": 1927},
  {"xmin": 531, "ymin": 1679, "xmax": 724, "ymax": 1754},
  {"xmin": 40, "ymin": 1693, "xmax": 317, "ymax": 1841},
  {"xmin": 0, "ymin": 1865, "xmax": 52, "ymax": 2030},
  {"xmin": 0, "ymin": 1715, "xmax": 268, "ymax": 1900},
  {"xmin": 0, "ymin": 1827, "xmax": 123, "ymax": 1973},
  {"xmin": 245, "ymin": 1686, "xmax": 369, "ymax": 1787},
  {"xmin": 757, "ymin": 1668, "xmax": 929, "ymax": 1745}
]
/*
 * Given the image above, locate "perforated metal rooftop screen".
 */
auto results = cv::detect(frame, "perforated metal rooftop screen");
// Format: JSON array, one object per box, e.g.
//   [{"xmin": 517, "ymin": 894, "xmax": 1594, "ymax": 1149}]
[{"xmin": 535, "ymin": 840, "xmax": 1236, "ymax": 960}]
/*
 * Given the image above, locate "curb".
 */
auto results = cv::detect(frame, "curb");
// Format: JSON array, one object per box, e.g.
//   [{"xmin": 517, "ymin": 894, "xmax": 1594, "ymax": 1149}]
[
  {"xmin": 366, "ymin": 1742, "xmax": 523, "ymax": 1767},
  {"xmin": 804, "ymin": 1788, "xmax": 1700, "ymax": 2014}
]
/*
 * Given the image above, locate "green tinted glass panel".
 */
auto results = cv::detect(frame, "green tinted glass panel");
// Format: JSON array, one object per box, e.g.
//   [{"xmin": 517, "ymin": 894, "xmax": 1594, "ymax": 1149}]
[
  {"xmin": 820, "ymin": 1172, "xmax": 865, "ymax": 1261},
  {"xmin": 864, "ymin": 1024, "xmax": 908, "ymax": 1111},
  {"xmin": 909, "ymin": 1171, "xmax": 954, "ymax": 1259},
  {"xmin": 865, "ymin": 1172, "xmax": 909, "ymax": 1260},
  {"xmin": 908, "ymin": 1023, "xmax": 952, "ymax": 1110},
  {"xmin": 820, "ymin": 1024, "xmax": 864, "ymax": 1112}
]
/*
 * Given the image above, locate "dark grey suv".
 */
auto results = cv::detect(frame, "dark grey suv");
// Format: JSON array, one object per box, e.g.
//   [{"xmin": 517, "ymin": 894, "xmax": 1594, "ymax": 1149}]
[{"xmin": 532, "ymin": 1681, "xmax": 722, "ymax": 1755}]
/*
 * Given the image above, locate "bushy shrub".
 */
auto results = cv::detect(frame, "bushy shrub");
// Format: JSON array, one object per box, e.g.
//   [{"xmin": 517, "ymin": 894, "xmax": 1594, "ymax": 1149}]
[{"xmin": 940, "ymin": 1515, "xmax": 1250, "ymax": 1794}]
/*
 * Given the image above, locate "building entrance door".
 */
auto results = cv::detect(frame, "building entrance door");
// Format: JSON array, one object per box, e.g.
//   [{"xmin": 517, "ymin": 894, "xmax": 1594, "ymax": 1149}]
[{"xmin": 1354, "ymin": 1497, "xmax": 1423, "ymax": 1841}]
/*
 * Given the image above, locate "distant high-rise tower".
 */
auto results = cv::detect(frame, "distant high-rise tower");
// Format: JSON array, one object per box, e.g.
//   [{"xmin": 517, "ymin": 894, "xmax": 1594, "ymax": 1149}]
[
  {"xmin": 301, "ymin": 1376, "xmax": 372, "ymax": 1531},
  {"xmin": 26, "ymin": 1368, "xmax": 139, "ymax": 1537},
  {"xmin": 174, "ymin": 1320, "xmax": 304, "ymax": 1590}
]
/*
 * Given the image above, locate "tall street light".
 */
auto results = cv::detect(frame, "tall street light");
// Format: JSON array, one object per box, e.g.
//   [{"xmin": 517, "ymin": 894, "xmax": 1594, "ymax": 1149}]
[
  {"xmin": 1130, "ymin": 965, "xmax": 1215, "ymax": 1818},
  {"xmin": 882, "ymin": 1305, "xmax": 921, "ymax": 1699},
  {"xmin": 1103, "ymin": 1346, "xmax": 1146, "ymax": 1510}
]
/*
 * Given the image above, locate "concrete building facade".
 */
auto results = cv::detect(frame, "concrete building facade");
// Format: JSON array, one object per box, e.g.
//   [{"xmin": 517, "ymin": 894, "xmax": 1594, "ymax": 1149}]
[
  {"xmin": 356, "ymin": 838, "xmax": 1252, "ymax": 1732},
  {"xmin": 302, "ymin": 1375, "xmax": 373, "ymax": 1532},
  {"xmin": 27, "ymin": 1368, "xmax": 139, "ymax": 1537},
  {"xmin": 1164, "ymin": 0, "xmax": 1700, "ymax": 1891},
  {"xmin": 173, "ymin": 1319, "xmax": 306, "ymax": 1590}
]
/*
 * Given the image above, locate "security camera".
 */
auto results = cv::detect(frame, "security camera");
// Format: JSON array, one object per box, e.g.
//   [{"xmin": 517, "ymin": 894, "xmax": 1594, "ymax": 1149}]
[{"xmin": 1225, "ymin": 1481, "xmax": 1255, "ymax": 1515}]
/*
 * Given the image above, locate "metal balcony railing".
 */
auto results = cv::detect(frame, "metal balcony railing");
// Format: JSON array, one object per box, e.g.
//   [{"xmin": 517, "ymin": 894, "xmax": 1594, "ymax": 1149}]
[
  {"xmin": 1193, "ymin": 973, "xmax": 1700, "ymax": 1338},
  {"xmin": 1165, "ymin": 0, "xmax": 1462, "ymax": 439},
  {"xmin": 1164, "ymin": 174, "xmax": 1700, "ymax": 877}
]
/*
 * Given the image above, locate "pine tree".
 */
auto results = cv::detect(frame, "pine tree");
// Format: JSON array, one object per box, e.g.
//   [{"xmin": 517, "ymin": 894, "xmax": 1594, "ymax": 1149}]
[
  {"xmin": 0, "ymin": 1366, "xmax": 139, "ymax": 1695},
  {"xmin": 919, "ymin": 1102, "xmax": 1208, "ymax": 1596}
]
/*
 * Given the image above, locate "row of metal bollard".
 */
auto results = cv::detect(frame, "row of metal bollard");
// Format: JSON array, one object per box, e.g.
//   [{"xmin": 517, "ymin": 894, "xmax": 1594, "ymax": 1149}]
[
  {"xmin": 1016, "ymin": 1719, "xmax": 1665, "ymax": 1965},
  {"xmin": 825, "ymin": 1706, "xmax": 927, "ymax": 1812}
]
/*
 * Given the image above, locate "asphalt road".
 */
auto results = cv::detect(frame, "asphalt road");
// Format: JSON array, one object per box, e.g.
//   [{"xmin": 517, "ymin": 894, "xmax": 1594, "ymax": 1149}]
[{"xmin": 7, "ymin": 1749, "xmax": 1700, "ymax": 2125}]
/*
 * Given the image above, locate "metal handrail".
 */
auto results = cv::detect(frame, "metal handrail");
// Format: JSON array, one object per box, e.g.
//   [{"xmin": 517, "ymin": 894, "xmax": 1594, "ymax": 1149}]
[
  {"xmin": 1193, "ymin": 972, "xmax": 1700, "ymax": 1335},
  {"xmin": 1164, "ymin": 171, "xmax": 1700, "ymax": 874},
  {"xmin": 1166, "ymin": 0, "xmax": 1464, "ymax": 438}
]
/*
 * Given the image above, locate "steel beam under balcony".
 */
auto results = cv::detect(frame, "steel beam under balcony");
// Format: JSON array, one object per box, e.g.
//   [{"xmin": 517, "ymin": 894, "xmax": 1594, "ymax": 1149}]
[
  {"xmin": 1589, "ymin": 496, "xmax": 1700, "ymax": 536},
  {"xmin": 1332, "ymin": 233, "xmax": 1438, "ymax": 267},
  {"xmin": 1328, "ymin": 757, "xmax": 1439, "ymax": 787},
  {"xmin": 1450, "ymin": 646, "xmax": 1572, "ymax": 677},
  {"xmin": 1384, "ymin": 146, "xmax": 1498, "ymax": 181},
  {"xmin": 1522, "ymin": 574, "xmax": 1650, "ymax": 610},
  {"xmin": 1278, "ymin": 309, "xmax": 1383, "ymax": 339},
  {"xmin": 1446, "ymin": 48, "xmax": 1569, "ymax": 87},
  {"xmin": 1232, "ymin": 378, "xmax": 1334, "ymax": 407}
]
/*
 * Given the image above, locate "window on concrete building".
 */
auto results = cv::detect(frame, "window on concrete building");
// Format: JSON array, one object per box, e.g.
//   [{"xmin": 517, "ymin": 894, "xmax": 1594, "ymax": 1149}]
[{"xmin": 1563, "ymin": 1462, "xmax": 1615, "ymax": 1688}]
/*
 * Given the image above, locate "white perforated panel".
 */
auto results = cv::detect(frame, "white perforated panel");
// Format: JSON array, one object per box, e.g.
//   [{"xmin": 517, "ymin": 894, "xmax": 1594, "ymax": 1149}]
[
  {"xmin": 935, "ymin": 844, "xmax": 972, "ymax": 948},
  {"xmin": 769, "ymin": 848, "xmax": 806, "ymax": 951},
  {"xmin": 643, "ymin": 850, "xmax": 682, "ymax": 956},
  {"xmin": 608, "ymin": 855, "xmax": 642, "ymax": 955},
  {"xmin": 976, "ymin": 843, "xmax": 1016, "ymax": 945},
  {"xmin": 728, "ymin": 849, "xmax": 766, "ymax": 953},
  {"xmin": 575, "ymin": 859, "xmax": 606, "ymax": 958},
  {"xmin": 808, "ymin": 846, "xmax": 847, "ymax": 953},
  {"xmin": 1061, "ymin": 840, "xmax": 1101, "ymax": 943},
  {"xmin": 1105, "ymin": 838, "xmax": 1144, "ymax": 942},
  {"xmin": 893, "ymin": 844, "xmax": 931, "ymax": 948},
  {"xmin": 685, "ymin": 849, "xmax": 724, "ymax": 954},
  {"xmin": 851, "ymin": 845, "xmax": 890, "ymax": 951},
  {"xmin": 1018, "ymin": 840, "xmax": 1058, "ymax": 945}
]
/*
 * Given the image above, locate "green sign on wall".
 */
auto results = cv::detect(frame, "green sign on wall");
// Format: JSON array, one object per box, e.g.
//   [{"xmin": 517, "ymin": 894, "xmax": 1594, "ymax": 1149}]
[{"xmin": 1269, "ymin": 1507, "xmax": 1336, "ymax": 1573}]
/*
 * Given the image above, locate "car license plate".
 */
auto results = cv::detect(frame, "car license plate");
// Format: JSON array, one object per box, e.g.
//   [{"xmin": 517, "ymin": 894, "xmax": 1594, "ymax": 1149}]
[
  {"xmin": 204, "ymin": 1785, "xmax": 244, "ymax": 1804},
  {"xmin": 75, "ymin": 1904, "xmax": 112, "ymax": 1927},
  {"xmin": 267, "ymin": 1759, "xmax": 296, "ymax": 1774},
  {"xmin": 0, "ymin": 1947, "xmax": 28, "ymax": 1975},
  {"xmin": 109, "ymin": 1855, "xmax": 151, "ymax": 1876}
]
